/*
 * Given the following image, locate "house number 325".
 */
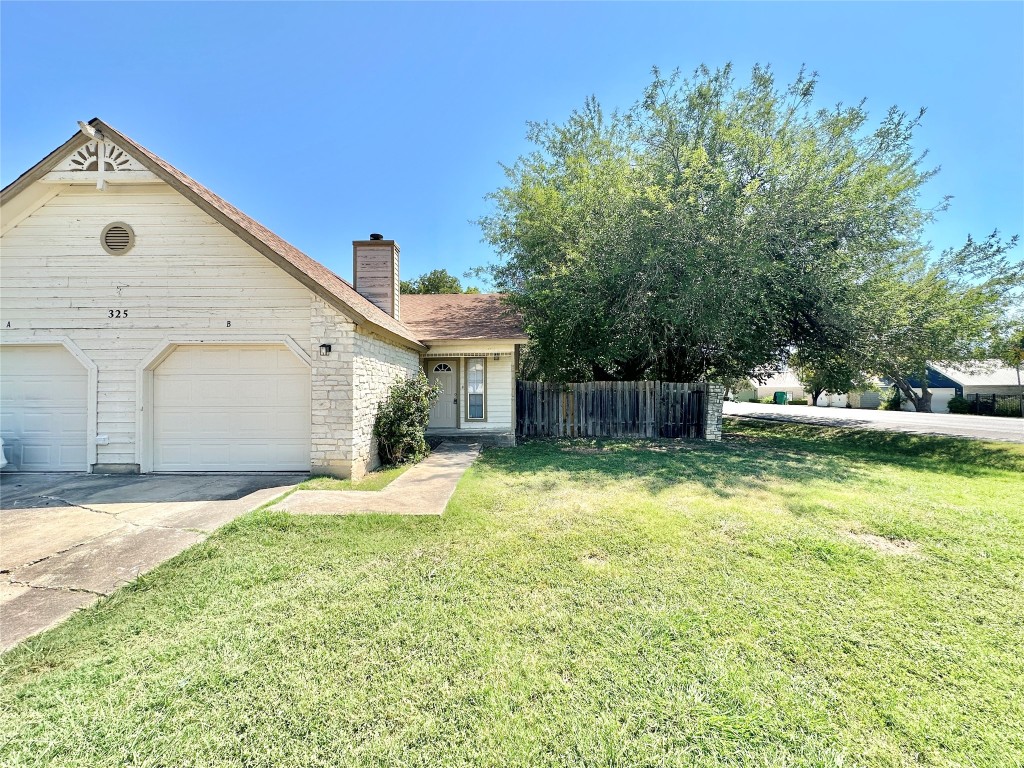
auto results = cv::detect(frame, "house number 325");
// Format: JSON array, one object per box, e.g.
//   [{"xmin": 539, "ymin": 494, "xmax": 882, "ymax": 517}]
[{"xmin": 108, "ymin": 309, "xmax": 128, "ymax": 318}]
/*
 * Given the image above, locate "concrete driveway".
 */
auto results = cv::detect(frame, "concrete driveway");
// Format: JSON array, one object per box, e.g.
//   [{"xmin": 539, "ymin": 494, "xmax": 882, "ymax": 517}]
[
  {"xmin": 725, "ymin": 401, "xmax": 1024, "ymax": 443},
  {"xmin": 1, "ymin": 472, "xmax": 301, "ymax": 651}
]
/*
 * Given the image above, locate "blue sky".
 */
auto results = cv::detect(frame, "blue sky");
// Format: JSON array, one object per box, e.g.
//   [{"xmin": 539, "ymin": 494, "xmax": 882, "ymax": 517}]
[{"xmin": 2, "ymin": 2, "xmax": 1021, "ymax": 288}]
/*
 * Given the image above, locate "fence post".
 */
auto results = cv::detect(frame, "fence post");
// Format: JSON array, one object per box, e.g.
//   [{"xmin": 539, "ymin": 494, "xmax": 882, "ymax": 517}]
[{"xmin": 703, "ymin": 383, "xmax": 724, "ymax": 441}]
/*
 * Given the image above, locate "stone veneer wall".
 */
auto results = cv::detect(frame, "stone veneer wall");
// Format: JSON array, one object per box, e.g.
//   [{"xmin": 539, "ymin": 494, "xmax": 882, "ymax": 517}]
[
  {"xmin": 351, "ymin": 330, "xmax": 421, "ymax": 478},
  {"xmin": 310, "ymin": 296, "xmax": 356, "ymax": 476},
  {"xmin": 703, "ymin": 383, "xmax": 725, "ymax": 441}
]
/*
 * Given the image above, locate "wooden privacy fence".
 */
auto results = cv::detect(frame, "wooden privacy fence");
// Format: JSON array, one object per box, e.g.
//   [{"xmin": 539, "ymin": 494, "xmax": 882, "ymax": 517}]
[{"xmin": 516, "ymin": 380, "xmax": 708, "ymax": 439}]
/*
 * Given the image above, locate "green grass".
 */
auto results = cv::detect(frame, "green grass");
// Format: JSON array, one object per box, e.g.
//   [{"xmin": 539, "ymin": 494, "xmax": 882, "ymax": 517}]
[
  {"xmin": 2, "ymin": 419, "xmax": 1023, "ymax": 767},
  {"xmin": 296, "ymin": 463, "xmax": 410, "ymax": 492}
]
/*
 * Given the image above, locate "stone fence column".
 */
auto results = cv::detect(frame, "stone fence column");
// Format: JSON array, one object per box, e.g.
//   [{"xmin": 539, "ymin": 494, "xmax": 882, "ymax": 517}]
[{"xmin": 703, "ymin": 383, "xmax": 724, "ymax": 441}]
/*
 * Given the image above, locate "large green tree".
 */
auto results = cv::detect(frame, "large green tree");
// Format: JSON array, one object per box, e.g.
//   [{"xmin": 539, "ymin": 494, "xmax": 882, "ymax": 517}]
[
  {"xmin": 789, "ymin": 350, "xmax": 862, "ymax": 407},
  {"xmin": 400, "ymin": 269, "xmax": 481, "ymax": 295},
  {"xmin": 481, "ymin": 65, "xmax": 950, "ymax": 382},
  {"xmin": 847, "ymin": 233, "xmax": 1021, "ymax": 412},
  {"xmin": 992, "ymin": 323, "xmax": 1024, "ymax": 417}
]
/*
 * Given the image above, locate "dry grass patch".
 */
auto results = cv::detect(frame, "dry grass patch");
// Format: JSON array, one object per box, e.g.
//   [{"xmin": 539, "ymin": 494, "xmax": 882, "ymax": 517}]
[{"xmin": 845, "ymin": 531, "xmax": 922, "ymax": 556}]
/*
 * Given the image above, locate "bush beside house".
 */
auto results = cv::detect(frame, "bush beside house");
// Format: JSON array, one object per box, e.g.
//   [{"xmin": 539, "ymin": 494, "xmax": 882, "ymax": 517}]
[{"xmin": 373, "ymin": 372, "xmax": 442, "ymax": 466}]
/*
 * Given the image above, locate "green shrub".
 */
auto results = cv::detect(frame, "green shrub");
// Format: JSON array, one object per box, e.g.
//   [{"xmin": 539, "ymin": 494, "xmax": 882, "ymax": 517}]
[
  {"xmin": 758, "ymin": 396, "xmax": 775, "ymax": 404},
  {"xmin": 879, "ymin": 389, "xmax": 903, "ymax": 411},
  {"xmin": 995, "ymin": 397, "xmax": 1023, "ymax": 418},
  {"xmin": 789, "ymin": 398, "xmax": 808, "ymax": 406},
  {"xmin": 373, "ymin": 371, "xmax": 442, "ymax": 466},
  {"xmin": 947, "ymin": 395, "xmax": 970, "ymax": 414}
]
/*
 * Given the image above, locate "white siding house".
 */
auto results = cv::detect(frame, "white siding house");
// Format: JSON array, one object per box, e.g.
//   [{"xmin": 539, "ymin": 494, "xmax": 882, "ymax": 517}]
[{"xmin": 1, "ymin": 119, "xmax": 523, "ymax": 477}]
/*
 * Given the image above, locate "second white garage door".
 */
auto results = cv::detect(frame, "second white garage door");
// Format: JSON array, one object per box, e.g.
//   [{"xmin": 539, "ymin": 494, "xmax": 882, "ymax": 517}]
[{"xmin": 152, "ymin": 345, "xmax": 310, "ymax": 472}]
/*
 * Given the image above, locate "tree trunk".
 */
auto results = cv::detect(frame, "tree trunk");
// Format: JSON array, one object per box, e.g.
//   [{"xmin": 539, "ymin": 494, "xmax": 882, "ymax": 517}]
[
  {"xmin": 893, "ymin": 378, "xmax": 933, "ymax": 413},
  {"xmin": 1017, "ymin": 364, "xmax": 1023, "ymax": 418},
  {"xmin": 916, "ymin": 385, "xmax": 934, "ymax": 413},
  {"xmin": 811, "ymin": 387, "xmax": 825, "ymax": 406}
]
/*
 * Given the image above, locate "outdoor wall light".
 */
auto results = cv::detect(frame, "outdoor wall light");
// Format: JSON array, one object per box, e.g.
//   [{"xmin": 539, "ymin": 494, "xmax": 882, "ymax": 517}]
[{"xmin": 319, "ymin": 343, "xmax": 332, "ymax": 356}]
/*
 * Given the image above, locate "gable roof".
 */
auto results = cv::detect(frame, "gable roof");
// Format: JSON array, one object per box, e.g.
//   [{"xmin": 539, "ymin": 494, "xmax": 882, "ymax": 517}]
[
  {"xmin": 0, "ymin": 119, "xmax": 425, "ymax": 351},
  {"xmin": 930, "ymin": 361, "xmax": 1023, "ymax": 387},
  {"xmin": 400, "ymin": 294, "xmax": 526, "ymax": 341}
]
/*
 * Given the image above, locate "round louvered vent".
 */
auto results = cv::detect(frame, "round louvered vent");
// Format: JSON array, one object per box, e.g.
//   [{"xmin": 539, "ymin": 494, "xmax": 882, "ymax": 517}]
[{"xmin": 101, "ymin": 222, "xmax": 135, "ymax": 255}]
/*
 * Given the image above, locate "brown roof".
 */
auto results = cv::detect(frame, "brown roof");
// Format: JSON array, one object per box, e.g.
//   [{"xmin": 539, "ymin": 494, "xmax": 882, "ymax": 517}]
[
  {"xmin": 400, "ymin": 293, "xmax": 526, "ymax": 341},
  {"xmin": 1, "ymin": 119, "xmax": 425, "ymax": 351}
]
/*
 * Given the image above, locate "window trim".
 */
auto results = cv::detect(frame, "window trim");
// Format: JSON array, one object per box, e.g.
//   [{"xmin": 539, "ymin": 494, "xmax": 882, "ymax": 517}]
[{"xmin": 464, "ymin": 356, "xmax": 487, "ymax": 421}]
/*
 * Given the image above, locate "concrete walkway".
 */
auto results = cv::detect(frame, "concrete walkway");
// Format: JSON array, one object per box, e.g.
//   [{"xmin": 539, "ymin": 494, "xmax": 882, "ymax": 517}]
[
  {"xmin": 1, "ymin": 473, "xmax": 299, "ymax": 650},
  {"xmin": 274, "ymin": 443, "xmax": 481, "ymax": 516}
]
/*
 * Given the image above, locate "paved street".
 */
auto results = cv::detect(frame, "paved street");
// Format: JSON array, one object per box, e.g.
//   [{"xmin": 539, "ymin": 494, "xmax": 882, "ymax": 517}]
[
  {"xmin": 1, "ymin": 472, "xmax": 301, "ymax": 650},
  {"xmin": 724, "ymin": 401, "xmax": 1024, "ymax": 443}
]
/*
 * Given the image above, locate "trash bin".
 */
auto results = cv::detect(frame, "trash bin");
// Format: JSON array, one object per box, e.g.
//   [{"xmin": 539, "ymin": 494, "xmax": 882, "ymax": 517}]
[{"xmin": 773, "ymin": 391, "xmax": 788, "ymax": 405}]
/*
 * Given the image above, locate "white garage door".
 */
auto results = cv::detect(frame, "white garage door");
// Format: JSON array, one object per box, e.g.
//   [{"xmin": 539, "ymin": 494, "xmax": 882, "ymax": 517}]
[
  {"xmin": 0, "ymin": 345, "xmax": 88, "ymax": 471},
  {"xmin": 153, "ymin": 345, "xmax": 310, "ymax": 472}
]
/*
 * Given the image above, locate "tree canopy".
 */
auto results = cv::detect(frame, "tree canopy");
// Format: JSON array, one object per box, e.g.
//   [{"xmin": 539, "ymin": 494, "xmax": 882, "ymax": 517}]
[
  {"xmin": 479, "ymin": 64, "xmax": 1022, "ymax": 397},
  {"xmin": 848, "ymin": 233, "xmax": 1021, "ymax": 411},
  {"xmin": 400, "ymin": 269, "xmax": 480, "ymax": 295}
]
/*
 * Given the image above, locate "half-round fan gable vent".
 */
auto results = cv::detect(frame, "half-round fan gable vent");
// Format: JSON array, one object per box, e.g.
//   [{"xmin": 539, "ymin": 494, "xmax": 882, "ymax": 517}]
[{"xmin": 101, "ymin": 222, "xmax": 135, "ymax": 255}]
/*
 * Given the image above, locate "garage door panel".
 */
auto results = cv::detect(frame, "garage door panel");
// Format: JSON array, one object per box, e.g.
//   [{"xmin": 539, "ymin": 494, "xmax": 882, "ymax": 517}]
[
  {"xmin": 152, "ymin": 345, "xmax": 310, "ymax": 472},
  {"xmin": 237, "ymin": 348, "xmax": 279, "ymax": 370},
  {"xmin": 0, "ymin": 345, "xmax": 88, "ymax": 472},
  {"xmin": 22, "ymin": 412, "xmax": 57, "ymax": 435},
  {"xmin": 22, "ymin": 444, "xmax": 56, "ymax": 467},
  {"xmin": 153, "ymin": 378, "xmax": 192, "ymax": 405},
  {"xmin": 277, "ymin": 377, "xmax": 311, "ymax": 400},
  {"xmin": 59, "ymin": 443, "xmax": 88, "ymax": 466},
  {"xmin": 271, "ymin": 409, "xmax": 310, "ymax": 435},
  {"xmin": 154, "ymin": 443, "xmax": 191, "ymax": 468}
]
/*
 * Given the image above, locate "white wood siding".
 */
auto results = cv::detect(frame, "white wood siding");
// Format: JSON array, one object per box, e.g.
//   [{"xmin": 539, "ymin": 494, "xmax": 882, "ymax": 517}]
[{"xmin": 0, "ymin": 182, "xmax": 313, "ymax": 466}]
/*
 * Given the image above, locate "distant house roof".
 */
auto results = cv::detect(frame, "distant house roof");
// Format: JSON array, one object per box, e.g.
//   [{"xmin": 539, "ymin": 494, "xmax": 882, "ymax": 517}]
[
  {"xmin": 1, "ymin": 118, "xmax": 425, "ymax": 351},
  {"xmin": 755, "ymin": 369, "xmax": 804, "ymax": 389},
  {"xmin": 930, "ymin": 361, "xmax": 1023, "ymax": 387},
  {"xmin": 400, "ymin": 294, "xmax": 527, "ymax": 341}
]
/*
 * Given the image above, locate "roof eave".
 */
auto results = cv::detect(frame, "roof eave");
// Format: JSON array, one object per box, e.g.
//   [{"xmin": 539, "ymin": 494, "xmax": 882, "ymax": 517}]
[
  {"xmin": 419, "ymin": 336, "xmax": 528, "ymax": 344},
  {"xmin": 1, "ymin": 129, "xmax": 90, "ymax": 205}
]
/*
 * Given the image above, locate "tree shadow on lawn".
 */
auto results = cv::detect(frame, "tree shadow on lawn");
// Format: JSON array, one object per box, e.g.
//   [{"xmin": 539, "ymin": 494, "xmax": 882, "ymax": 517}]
[{"xmin": 479, "ymin": 419, "xmax": 1024, "ymax": 498}]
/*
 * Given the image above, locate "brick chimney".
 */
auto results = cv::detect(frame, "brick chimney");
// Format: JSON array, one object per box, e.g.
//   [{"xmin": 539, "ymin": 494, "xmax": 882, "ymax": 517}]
[{"xmin": 352, "ymin": 233, "xmax": 400, "ymax": 319}]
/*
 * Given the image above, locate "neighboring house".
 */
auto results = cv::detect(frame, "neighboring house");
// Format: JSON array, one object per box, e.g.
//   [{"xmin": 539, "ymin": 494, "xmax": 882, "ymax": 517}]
[
  {"xmin": 736, "ymin": 370, "xmax": 805, "ymax": 402},
  {"xmin": 0, "ymin": 119, "xmax": 524, "ymax": 476},
  {"xmin": 737, "ymin": 369, "xmax": 870, "ymax": 408},
  {"xmin": 899, "ymin": 361, "xmax": 1024, "ymax": 412},
  {"xmin": 929, "ymin": 361, "xmax": 1024, "ymax": 397},
  {"xmin": 847, "ymin": 390, "xmax": 882, "ymax": 409}
]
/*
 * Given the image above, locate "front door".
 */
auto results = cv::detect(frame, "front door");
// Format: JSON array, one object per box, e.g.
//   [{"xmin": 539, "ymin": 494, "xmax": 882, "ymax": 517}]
[{"xmin": 428, "ymin": 361, "xmax": 457, "ymax": 429}]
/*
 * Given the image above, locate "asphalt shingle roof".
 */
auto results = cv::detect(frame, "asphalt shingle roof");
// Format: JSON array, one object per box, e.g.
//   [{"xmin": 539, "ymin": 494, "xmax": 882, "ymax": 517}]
[{"xmin": 400, "ymin": 294, "xmax": 526, "ymax": 341}]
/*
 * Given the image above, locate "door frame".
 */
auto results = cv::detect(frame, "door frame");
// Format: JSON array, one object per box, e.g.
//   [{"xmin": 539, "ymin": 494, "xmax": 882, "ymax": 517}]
[
  {"xmin": 425, "ymin": 358, "xmax": 460, "ymax": 430},
  {"xmin": 0, "ymin": 336, "xmax": 98, "ymax": 471},
  {"xmin": 136, "ymin": 335, "xmax": 312, "ymax": 473}
]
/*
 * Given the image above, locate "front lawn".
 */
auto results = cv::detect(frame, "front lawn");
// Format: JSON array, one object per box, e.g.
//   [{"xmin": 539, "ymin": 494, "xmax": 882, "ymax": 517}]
[{"xmin": 2, "ymin": 420, "xmax": 1022, "ymax": 767}]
